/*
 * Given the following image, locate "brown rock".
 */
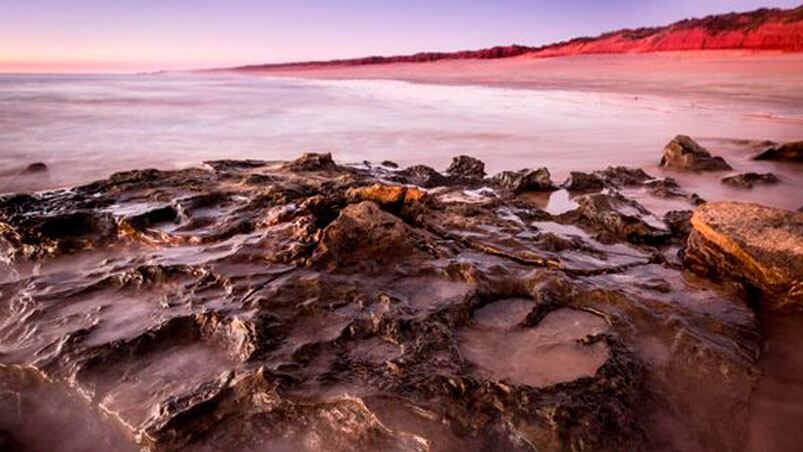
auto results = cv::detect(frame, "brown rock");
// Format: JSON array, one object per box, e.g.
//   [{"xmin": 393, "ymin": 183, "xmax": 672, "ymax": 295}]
[
  {"xmin": 721, "ymin": 172, "xmax": 780, "ymax": 189},
  {"xmin": 491, "ymin": 167, "xmax": 556, "ymax": 193},
  {"xmin": 446, "ymin": 155, "xmax": 486, "ymax": 181},
  {"xmin": 285, "ymin": 152, "xmax": 337, "ymax": 171},
  {"xmin": 311, "ymin": 201, "xmax": 439, "ymax": 272},
  {"xmin": 685, "ymin": 202, "xmax": 803, "ymax": 306},
  {"xmin": 752, "ymin": 141, "xmax": 803, "ymax": 162},
  {"xmin": 21, "ymin": 162, "xmax": 48, "ymax": 174},
  {"xmin": 346, "ymin": 183, "xmax": 427, "ymax": 210},
  {"xmin": 659, "ymin": 135, "xmax": 732, "ymax": 171}
]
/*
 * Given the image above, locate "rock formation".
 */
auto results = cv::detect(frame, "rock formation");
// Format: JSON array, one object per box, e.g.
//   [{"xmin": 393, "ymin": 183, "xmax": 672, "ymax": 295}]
[
  {"xmin": 659, "ymin": 135, "xmax": 732, "ymax": 171},
  {"xmin": 685, "ymin": 202, "xmax": 803, "ymax": 307},
  {"xmin": 0, "ymin": 153, "xmax": 769, "ymax": 451}
]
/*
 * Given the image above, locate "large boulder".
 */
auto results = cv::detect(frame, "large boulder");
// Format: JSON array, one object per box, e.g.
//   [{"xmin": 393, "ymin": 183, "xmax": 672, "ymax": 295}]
[
  {"xmin": 659, "ymin": 135, "xmax": 732, "ymax": 171},
  {"xmin": 684, "ymin": 202, "xmax": 803, "ymax": 307},
  {"xmin": 752, "ymin": 140, "xmax": 803, "ymax": 163}
]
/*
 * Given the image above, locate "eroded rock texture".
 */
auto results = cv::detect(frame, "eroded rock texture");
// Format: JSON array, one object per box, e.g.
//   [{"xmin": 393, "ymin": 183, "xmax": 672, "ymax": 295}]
[
  {"xmin": 685, "ymin": 202, "xmax": 803, "ymax": 308},
  {"xmin": 0, "ymin": 154, "xmax": 762, "ymax": 451}
]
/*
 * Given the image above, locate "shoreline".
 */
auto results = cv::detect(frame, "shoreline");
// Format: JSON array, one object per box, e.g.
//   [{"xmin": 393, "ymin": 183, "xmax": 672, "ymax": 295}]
[{"xmin": 1, "ymin": 148, "xmax": 801, "ymax": 451}]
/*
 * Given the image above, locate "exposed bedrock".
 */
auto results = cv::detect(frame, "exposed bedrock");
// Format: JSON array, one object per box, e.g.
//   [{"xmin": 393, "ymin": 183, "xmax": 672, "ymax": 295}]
[
  {"xmin": 659, "ymin": 135, "xmax": 732, "ymax": 172},
  {"xmin": 0, "ymin": 152, "xmax": 768, "ymax": 451}
]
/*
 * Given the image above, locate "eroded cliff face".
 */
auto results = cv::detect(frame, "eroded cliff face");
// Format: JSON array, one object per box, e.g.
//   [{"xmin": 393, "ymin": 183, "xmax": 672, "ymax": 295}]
[
  {"xmin": 532, "ymin": 12, "xmax": 803, "ymax": 57},
  {"xmin": 231, "ymin": 6, "xmax": 803, "ymax": 72},
  {"xmin": 0, "ymin": 154, "xmax": 766, "ymax": 451}
]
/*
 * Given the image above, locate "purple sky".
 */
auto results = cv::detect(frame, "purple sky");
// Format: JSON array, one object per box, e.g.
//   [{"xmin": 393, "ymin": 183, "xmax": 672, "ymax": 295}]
[{"xmin": 1, "ymin": 0, "xmax": 799, "ymax": 72}]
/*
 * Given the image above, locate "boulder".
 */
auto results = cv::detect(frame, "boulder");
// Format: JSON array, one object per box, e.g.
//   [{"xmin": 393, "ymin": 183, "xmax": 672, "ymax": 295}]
[
  {"xmin": 752, "ymin": 141, "xmax": 803, "ymax": 163},
  {"xmin": 445, "ymin": 155, "xmax": 486, "ymax": 181},
  {"xmin": 491, "ymin": 167, "xmax": 556, "ymax": 193},
  {"xmin": 684, "ymin": 202, "xmax": 803, "ymax": 306},
  {"xmin": 721, "ymin": 172, "xmax": 780, "ymax": 189},
  {"xmin": 659, "ymin": 135, "xmax": 732, "ymax": 171}
]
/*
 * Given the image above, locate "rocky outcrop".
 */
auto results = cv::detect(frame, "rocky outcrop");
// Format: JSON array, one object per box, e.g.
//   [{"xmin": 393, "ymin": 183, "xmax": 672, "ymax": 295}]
[
  {"xmin": 721, "ymin": 172, "xmax": 780, "ymax": 188},
  {"xmin": 0, "ymin": 154, "xmax": 763, "ymax": 452},
  {"xmin": 684, "ymin": 202, "xmax": 803, "ymax": 306},
  {"xmin": 659, "ymin": 135, "xmax": 732, "ymax": 171},
  {"xmin": 752, "ymin": 140, "xmax": 803, "ymax": 163}
]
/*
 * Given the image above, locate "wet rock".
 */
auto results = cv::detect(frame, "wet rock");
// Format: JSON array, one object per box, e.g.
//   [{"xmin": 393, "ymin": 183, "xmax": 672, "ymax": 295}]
[
  {"xmin": 752, "ymin": 140, "xmax": 803, "ymax": 162},
  {"xmin": 685, "ymin": 202, "xmax": 803, "ymax": 306},
  {"xmin": 394, "ymin": 165, "xmax": 449, "ymax": 188},
  {"xmin": 664, "ymin": 210, "xmax": 693, "ymax": 237},
  {"xmin": 659, "ymin": 135, "xmax": 732, "ymax": 171},
  {"xmin": 491, "ymin": 167, "xmax": 556, "ymax": 193},
  {"xmin": 21, "ymin": 162, "xmax": 49, "ymax": 174},
  {"xmin": 0, "ymin": 152, "xmax": 767, "ymax": 451},
  {"xmin": 3, "ymin": 211, "xmax": 117, "ymax": 257},
  {"xmin": 569, "ymin": 191, "xmax": 671, "ymax": 244},
  {"xmin": 311, "ymin": 201, "xmax": 441, "ymax": 272},
  {"xmin": 594, "ymin": 166, "xmax": 652, "ymax": 187},
  {"xmin": 380, "ymin": 160, "xmax": 399, "ymax": 168},
  {"xmin": 446, "ymin": 155, "xmax": 486, "ymax": 181},
  {"xmin": 346, "ymin": 183, "xmax": 427, "ymax": 212},
  {"xmin": 562, "ymin": 171, "xmax": 604, "ymax": 191},
  {"xmin": 205, "ymin": 159, "xmax": 267, "ymax": 172},
  {"xmin": 644, "ymin": 177, "xmax": 686, "ymax": 198},
  {"xmin": 721, "ymin": 172, "xmax": 780, "ymax": 188},
  {"xmin": 285, "ymin": 152, "xmax": 337, "ymax": 172}
]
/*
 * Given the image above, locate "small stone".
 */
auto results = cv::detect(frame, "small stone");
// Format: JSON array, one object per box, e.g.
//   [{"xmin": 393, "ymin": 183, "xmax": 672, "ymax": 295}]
[
  {"xmin": 562, "ymin": 171, "xmax": 604, "ymax": 191},
  {"xmin": 446, "ymin": 155, "xmax": 486, "ymax": 181},
  {"xmin": 491, "ymin": 167, "xmax": 556, "ymax": 193},
  {"xmin": 286, "ymin": 153, "xmax": 337, "ymax": 171}
]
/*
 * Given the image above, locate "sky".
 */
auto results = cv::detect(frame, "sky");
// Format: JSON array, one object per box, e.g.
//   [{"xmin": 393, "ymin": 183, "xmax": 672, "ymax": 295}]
[{"xmin": 0, "ymin": 0, "xmax": 800, "ymax": 73}]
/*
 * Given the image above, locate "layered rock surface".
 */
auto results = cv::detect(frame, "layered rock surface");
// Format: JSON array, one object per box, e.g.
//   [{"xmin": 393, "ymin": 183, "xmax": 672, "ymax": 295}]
[
  {"xmin": 0, "ymin": 154, "xmax": 764, "ymax": 451},
  {"xmin": 685, "ymin": 202, "xmax": 803, "ymax": 307}
]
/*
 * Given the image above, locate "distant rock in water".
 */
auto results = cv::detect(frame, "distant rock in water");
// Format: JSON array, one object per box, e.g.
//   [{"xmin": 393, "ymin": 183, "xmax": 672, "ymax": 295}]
[
  {"xmin": 21, "ymin": 162, "xmax": 48, "ymax": 174},
  {"xmin": 659, "ymin": 135, "xmax": 732, "ymax": 172},
  {"xmin": 722, "ymin": 172, "xmax": 780, "ymax": 188},
  {"xmin": 685, "ymin": 202, "xmax": 803, "ymax": 307},
  {"xmin": 752, "ymin": 141, "xmax": 803, "ymax": 163}
]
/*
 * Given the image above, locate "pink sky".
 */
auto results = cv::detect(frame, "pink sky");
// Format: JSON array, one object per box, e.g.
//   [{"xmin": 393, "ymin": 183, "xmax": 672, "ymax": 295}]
[{"xmin": 1, "ymin": 0, "xmax": 800, "ymax": 73}]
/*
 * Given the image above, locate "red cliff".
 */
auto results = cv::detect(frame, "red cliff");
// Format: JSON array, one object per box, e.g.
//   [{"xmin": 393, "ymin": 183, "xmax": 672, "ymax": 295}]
[{"xmin": 228, "ymin": 5, "xmax": 803, "ymax": 71}]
